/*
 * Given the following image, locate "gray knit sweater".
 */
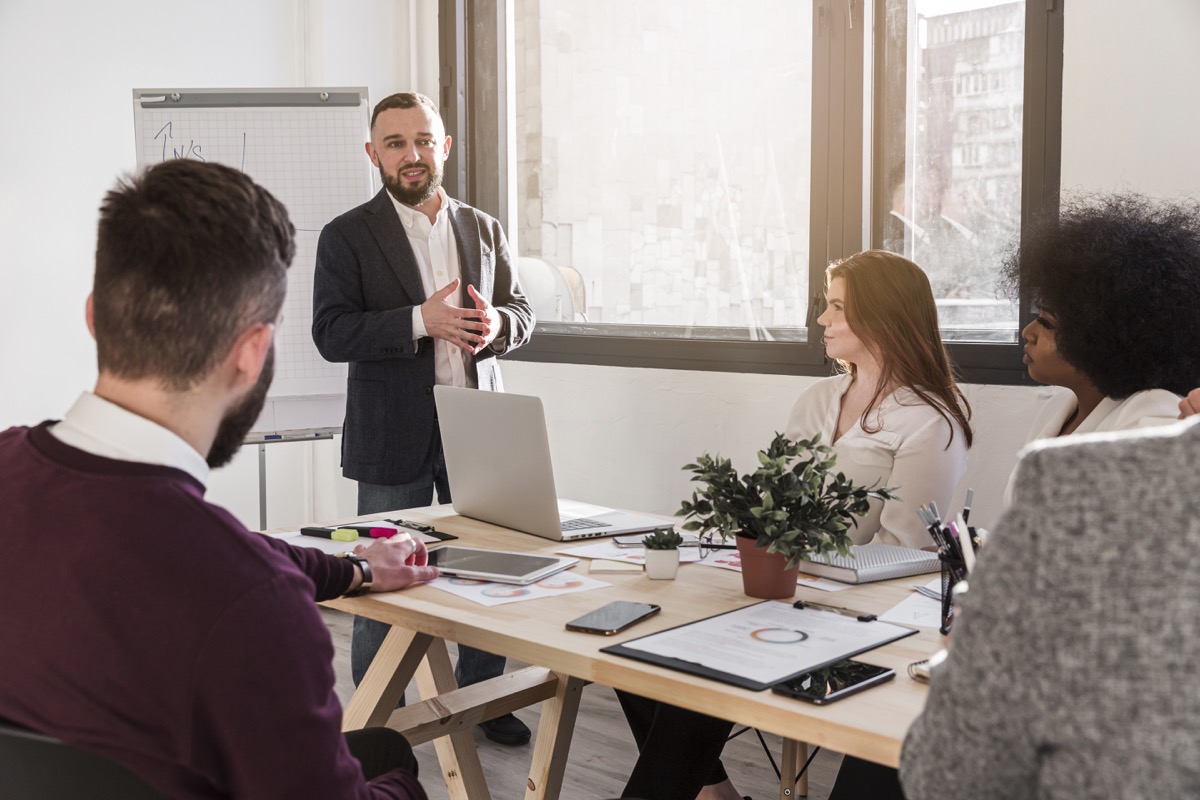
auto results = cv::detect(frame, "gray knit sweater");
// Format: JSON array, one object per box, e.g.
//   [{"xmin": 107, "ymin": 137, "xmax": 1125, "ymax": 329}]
[{"xmin": 900, "ymin": 418, "xmax": 1200, "ymax": 799}]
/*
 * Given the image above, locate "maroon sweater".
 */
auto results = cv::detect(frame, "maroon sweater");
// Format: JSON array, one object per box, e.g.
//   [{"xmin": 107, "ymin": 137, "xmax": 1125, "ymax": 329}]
[{"xmin": 0, "ymin": 422, "xmax": 426, "ymax": 800}]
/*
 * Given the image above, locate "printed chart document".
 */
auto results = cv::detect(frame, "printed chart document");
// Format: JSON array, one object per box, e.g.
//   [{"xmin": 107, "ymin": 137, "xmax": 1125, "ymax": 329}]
[
  {"xmin": 604, "ymin": 601, "xmax": 917, "ymax": 690},
  {"xmin": 429, "ymin": 571, "xmax": 610, "ymax": 607}
]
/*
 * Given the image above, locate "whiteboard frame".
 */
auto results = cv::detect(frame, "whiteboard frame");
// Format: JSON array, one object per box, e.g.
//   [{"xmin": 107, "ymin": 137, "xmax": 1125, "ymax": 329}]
[{"xmin": 131, "ymin": 87, "xmax": 374, "ymax": 437}]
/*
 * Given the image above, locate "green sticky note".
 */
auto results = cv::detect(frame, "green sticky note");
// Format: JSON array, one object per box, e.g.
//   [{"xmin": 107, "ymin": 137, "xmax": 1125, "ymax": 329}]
[{"xmin": 331, "ymin": 528, "xmax": 359, "ymax": 542}]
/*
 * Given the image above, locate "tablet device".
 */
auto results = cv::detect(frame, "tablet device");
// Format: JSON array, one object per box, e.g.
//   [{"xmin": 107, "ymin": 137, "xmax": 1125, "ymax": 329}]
[{"xmin": 427, "ymin": 546, "xmax": 579, "ymax": 585}]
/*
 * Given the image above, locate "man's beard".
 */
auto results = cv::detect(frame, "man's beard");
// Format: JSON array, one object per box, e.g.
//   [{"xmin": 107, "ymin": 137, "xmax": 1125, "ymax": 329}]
[
  {"xmin": 380, "ymin": 160, "xmax": 442, "ymax": 207},
  {"xmin": 207, "ymin": 346, "xmax": 274, "ymax": 469}
]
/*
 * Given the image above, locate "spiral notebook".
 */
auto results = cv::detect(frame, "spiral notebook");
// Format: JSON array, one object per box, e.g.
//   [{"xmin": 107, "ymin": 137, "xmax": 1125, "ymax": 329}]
[{"xmin": 795, "ymin": 543, "xmax": 940, "ymax": 585}]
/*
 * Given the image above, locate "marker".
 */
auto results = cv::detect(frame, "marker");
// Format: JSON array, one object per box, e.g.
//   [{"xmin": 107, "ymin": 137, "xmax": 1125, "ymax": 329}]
[
  {"xmin": 366, "ymin": 527, "xmax": 401, "ymax": 539},
  {"xmin": 301, "ymin": 526, "xmax": 359, "ymax": 542}
]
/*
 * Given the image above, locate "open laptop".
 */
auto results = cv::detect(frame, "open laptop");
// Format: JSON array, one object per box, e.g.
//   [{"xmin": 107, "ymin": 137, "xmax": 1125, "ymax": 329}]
[{"xmin": 435, "ymin": 386, "xmax": 669, "ymax": 541}]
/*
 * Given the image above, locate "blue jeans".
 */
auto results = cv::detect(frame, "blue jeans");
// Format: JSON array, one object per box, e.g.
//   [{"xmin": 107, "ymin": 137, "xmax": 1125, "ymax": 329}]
[{"xmin": 351, "ymin": 436, "xmax": 506, "ymax": 698}]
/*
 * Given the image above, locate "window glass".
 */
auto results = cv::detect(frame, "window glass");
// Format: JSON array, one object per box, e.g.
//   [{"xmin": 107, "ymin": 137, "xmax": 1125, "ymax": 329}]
[
  {"xmin": 514, "ymin": 0, "xmax": 813, "ymax": 341},
  {"xmin": 877, "ymin": 0, "xmax": 1025, "ymax": 342}
]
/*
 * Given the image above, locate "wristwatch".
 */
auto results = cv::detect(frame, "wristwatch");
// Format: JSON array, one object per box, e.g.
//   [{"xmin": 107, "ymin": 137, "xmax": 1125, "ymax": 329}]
[{"xmin": 340, "ymin": 553, "xmax": 373, "ymax": 597}]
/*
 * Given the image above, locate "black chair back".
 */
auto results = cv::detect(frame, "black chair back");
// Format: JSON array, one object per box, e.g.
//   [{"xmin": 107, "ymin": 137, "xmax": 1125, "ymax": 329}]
[{"xmin": 0, "ymin": 721, "xmax": 167, "ymax": 799}]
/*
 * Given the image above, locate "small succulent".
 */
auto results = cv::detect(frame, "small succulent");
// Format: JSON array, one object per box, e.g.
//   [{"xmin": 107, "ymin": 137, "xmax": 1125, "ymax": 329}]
[{"xmin": 641, "ymin": 527, "xmax": 685, "ymax": 550}]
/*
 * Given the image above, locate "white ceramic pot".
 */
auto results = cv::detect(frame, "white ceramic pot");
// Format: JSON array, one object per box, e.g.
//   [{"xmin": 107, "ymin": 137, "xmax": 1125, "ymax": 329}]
[{"xmin": 644, "ymin": 548, "xmax": 680, "ymax": 580}]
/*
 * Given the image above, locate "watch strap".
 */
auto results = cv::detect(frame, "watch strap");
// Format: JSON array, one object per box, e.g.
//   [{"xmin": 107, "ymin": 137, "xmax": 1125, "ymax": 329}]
[{"xmin": 341, "ymin": 553, "xmax": 373, "ymax": 597}]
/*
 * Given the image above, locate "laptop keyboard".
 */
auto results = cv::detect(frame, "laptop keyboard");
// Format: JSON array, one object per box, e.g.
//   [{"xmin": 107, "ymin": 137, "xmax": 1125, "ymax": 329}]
[{"xmin": 560, "ymin": 517, "xmax": 611, "ymax": 531}]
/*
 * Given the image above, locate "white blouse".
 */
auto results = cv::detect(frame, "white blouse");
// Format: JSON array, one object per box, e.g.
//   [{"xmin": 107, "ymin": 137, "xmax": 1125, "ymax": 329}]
[
  {"xmin": 785, "ymin": 373, "xmax": 968, "ymax": 548},
  {"xmin": 1023, "ymin": 387, "xmax": 1182, "ymax": 444},
  {"xmin": 1002, "ymin": 387, "xmax": 1184, "ymax": 508}
]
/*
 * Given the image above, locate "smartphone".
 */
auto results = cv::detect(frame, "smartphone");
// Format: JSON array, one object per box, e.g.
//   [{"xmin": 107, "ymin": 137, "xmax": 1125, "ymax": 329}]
[
  {"xmin": 565, "ymin": 601, "xmax": 661, "ymax": 635},
  {"xmin": 613, "ymin": 533, "xmax": 700, "ymax": 548},
  {"xmin": 771, "ymin": 660, "xmax": 895, "ymax": 704}
]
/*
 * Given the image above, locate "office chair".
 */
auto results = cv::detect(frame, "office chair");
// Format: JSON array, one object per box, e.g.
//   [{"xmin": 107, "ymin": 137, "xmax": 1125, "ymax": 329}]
[{"xmin": 0, "ymin": 720, "xmax": 167, "ymax": 799}]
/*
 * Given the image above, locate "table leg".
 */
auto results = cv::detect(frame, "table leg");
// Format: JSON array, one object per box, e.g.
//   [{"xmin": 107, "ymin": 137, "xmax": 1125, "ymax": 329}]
[
  {"xmin": 780, "ymin": 739, "xmax": 808, "ymax": 799},
  {"xmin": 524, "ymin": 673, "xmax": 585, "ymax": 800},
  {"xmin": 415, "ymin": 639, "xmax": 492, "ymax": 800},
  {"xmin": 342, "ymin": 626, "xmax": 433, "ymax": 731}
]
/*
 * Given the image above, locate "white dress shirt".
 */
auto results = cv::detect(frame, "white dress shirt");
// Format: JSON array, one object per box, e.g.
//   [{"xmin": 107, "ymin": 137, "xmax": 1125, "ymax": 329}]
[
  {"xmin": 785, "ymin": 373, "xmax": 968, "ymax": 548},
  {"xmin": 386, "ymin": 186, "xmax": 474, "ymax": 389},
  {"xmin": 48, "ymin": 391, "xmax": 210, "ymax": 487}
]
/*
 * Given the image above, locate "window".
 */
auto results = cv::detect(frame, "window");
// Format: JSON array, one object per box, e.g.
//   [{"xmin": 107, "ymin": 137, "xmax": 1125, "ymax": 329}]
[
  {"xmin": 876, "ymin": 1, "xmax": 1027, "ymax": 344},
  {"xmin": 514, "ymin": 0, "xmax": 814, "ymax": 346},
  {"xmin": 444, "ymin": 0, "xmax": 1062, "ymax": 380}
]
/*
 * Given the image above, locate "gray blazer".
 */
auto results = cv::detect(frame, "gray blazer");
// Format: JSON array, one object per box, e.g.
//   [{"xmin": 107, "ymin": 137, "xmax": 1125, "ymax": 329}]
[
  {"xmin": 900, "ymin": 418, "xmax": 1200, "ymax": 799},
  {"xmin": 312, "ymin": 189, "xmax": 534, "ymax": 485}
]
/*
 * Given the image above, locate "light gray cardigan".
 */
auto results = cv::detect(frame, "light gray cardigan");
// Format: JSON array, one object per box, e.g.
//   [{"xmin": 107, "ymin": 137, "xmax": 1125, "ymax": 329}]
[{"xmin": 900, "ymin": 418, "xmax": 1200, "ymax": 799}]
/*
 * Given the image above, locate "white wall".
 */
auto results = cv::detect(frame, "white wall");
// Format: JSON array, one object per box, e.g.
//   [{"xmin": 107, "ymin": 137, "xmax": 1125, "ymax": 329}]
[
  {"xmin": 2, "ymin": 1, "xmax": 1197, "ymax": 532},
  {"xmin": 503, "ymin": 363, "xmax": 1052, "ymax": 530},
  {"xmin": 1059, "ymin": 0, "xmax": 1200, "ymax": 198}
]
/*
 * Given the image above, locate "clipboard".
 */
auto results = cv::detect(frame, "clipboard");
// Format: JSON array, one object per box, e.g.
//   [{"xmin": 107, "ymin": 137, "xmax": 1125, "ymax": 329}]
[{"xmin": 601, "ymin": 600, "xmax": 918, "ymax": 691}]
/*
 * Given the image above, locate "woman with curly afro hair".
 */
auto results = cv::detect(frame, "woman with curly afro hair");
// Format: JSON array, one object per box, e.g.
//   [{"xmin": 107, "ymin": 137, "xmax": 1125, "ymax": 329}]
[{"xmin": 1007, "ymin": 192, "xmax": 1200, "ymax": 440}]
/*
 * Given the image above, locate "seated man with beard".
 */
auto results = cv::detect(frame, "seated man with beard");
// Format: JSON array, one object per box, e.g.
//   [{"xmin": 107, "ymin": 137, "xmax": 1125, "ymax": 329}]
[{"xmin": 0, "ymin": 159, "xmax": 437, "ymax": 799}]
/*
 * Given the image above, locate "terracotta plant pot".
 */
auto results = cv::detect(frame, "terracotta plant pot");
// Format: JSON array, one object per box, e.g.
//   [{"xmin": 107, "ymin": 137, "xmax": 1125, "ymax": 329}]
[
  {"xmin": 735, "ymin": 535, "xmax": 800, "ymax": 599},
  {"xmin": 643, "ymin": 548, "xmax": 680, "ymax": 580}
]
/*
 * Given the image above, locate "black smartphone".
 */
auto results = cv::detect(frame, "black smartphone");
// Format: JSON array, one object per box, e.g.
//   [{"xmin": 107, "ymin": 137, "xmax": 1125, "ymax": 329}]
[
  {"xmin": 771, "ymin": 660, "xmax": 896, "ymax": 704},
  {"xmin": 565, "ymin": 601, "xmax": 661, "ymax": 635}
]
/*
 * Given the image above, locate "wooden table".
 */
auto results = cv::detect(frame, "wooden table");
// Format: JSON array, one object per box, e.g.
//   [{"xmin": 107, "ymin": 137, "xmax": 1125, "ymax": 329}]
[{"xmin": 323, "ymin": 506, "xmax": 942, "ymax": 799}]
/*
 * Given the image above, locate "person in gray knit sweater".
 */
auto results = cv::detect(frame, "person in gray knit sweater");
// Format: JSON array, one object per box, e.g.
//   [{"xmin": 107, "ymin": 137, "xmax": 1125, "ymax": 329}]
[{"xmin": 900, "ymin": 417, "xmax": 1200, "ymax": 798}]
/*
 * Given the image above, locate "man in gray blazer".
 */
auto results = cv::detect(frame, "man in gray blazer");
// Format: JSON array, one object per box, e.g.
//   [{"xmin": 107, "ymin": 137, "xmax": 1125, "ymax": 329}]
[
  {"xmin": 313, "ymin": 92, "xmax": 534, "ymax": 745},
  {"xmin": 900, "ymin": 417, "xmax": 1200, "ymax": 798}
]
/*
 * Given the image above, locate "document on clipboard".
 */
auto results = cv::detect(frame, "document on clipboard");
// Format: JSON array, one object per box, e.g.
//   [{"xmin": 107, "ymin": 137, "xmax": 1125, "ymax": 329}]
[{"xmin": 602, "ymin": 601, "xmax": 917, "ymax": 691}]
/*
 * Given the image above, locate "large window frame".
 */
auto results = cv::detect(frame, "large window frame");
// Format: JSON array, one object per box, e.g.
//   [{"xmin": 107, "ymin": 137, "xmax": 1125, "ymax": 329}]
[{"xmin": 439, "ymin": 0, "xmax": 1063, "ymax": 384}]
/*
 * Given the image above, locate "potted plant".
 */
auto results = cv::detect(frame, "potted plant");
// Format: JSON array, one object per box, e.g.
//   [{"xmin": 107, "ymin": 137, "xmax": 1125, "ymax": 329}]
[
  {"xmin": 678, "ymin": 432, "xmax": 896, "ymax": 599},
  {"xmin": 641, "ymin": 527, "xmax": 684, "ymax": 580}
]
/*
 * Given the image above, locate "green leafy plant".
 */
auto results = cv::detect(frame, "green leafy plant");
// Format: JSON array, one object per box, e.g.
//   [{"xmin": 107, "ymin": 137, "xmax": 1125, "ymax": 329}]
[
  {"xmin": 641, "ymin": 527, "xmax": 684, "ymax": 550},
  {"xmin": 678, "ymin": 432, "xmax": 898, "ymax": 570}
]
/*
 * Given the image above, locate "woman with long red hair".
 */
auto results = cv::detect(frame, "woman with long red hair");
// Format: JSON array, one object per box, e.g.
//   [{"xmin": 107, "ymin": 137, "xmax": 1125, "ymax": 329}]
[{"xmin": 617, "ymin": 250, "xmax": 973, "ymax": 800}]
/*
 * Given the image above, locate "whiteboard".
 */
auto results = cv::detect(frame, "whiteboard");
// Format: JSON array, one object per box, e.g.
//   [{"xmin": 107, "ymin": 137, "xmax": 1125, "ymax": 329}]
[{"xmin": 132, "ymin": 88, "xmax": 373, "ymax": 434}]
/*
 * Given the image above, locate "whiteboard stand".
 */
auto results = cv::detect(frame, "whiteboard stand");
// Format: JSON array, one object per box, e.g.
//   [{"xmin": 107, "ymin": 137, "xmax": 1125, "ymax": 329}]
[{"xmin": 245, "ymin": 430, "xmax": 339, "ymax": 530}]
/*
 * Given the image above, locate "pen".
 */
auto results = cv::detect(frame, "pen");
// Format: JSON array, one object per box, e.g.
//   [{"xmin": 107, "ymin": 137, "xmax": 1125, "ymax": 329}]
[
  {"xmin": 918, "ymin": 506, "xmax": 950, "ymax": 554},
  {"xmin": 962, "ymin": 488, "xmax": 975, "ymax": 525},
  {"xmin": 969, "ymin": 525, "xmax": 984, "ymax": 551},
  {"xmin": 793, "ymin": 599, "xmax": 877, "ymax": 622}
]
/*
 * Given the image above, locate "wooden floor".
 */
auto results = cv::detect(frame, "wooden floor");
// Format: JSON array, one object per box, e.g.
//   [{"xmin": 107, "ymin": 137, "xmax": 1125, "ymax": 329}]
[{"xmin": 320, "ymin": 607, "xmax": 846, "ymax": 799}]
